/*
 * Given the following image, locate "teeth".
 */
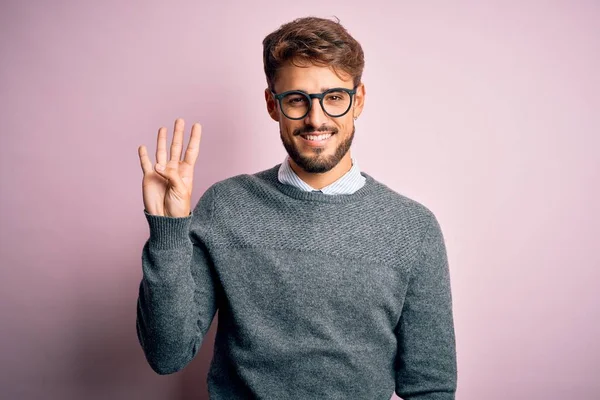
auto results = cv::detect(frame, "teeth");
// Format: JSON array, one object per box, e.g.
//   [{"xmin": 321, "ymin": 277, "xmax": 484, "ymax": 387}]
[{"xmin": 304, "ymin": 134, "xmax": 332, "ymax": 141}]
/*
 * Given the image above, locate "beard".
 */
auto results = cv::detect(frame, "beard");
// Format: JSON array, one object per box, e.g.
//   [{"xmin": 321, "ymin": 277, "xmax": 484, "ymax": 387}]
[{"xmin": 280, "ymin": 125, "xmax": 355, "ymax": 173}]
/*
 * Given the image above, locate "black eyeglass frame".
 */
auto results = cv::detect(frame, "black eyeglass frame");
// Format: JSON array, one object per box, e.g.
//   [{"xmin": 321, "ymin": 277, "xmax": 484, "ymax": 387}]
[{"xmin": 270, "ymin": 86, "xmax": 358, "ymax": 120}]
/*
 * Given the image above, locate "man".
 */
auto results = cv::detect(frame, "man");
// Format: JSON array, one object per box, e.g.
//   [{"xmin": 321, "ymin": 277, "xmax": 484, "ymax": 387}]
[{"xmin": 136, "ymin": 16, "xmax": 457, "ymax": 399}]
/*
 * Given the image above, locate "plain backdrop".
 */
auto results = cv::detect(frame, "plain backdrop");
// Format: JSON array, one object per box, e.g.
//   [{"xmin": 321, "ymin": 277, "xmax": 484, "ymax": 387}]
[{"xmin": 1, "ymin": 0, "xmax": 598, "ymax": 399}]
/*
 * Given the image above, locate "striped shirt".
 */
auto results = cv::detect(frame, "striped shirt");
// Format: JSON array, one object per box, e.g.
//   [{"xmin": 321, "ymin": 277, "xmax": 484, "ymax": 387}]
[{"xmin": 277, "ymin": 155, "xmax": 366, "ymax": 195}]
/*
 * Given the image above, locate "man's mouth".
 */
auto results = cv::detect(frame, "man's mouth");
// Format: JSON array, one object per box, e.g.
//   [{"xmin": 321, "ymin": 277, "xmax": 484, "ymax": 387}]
[{"xmin": 299, "ymin": 132, "xmax": 334, "ymax": 144}]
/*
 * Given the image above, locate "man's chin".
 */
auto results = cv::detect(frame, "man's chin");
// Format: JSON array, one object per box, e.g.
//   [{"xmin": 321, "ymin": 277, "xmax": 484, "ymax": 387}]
[{"xmin": 293, "ymin": 156, "xmax": 339, "ymax": 174}]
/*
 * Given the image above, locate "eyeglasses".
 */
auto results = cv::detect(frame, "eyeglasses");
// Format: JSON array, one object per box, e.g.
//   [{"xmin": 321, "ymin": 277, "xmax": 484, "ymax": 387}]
[{"xmin": 271, "ymin": 86, "xmax": 357, "ymax": 120}]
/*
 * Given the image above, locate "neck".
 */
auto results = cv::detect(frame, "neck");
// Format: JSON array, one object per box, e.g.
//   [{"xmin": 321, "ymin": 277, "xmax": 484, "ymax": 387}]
[{"xmin": 288, "ymin": 153, "xmax": 353, "ymax": 190}]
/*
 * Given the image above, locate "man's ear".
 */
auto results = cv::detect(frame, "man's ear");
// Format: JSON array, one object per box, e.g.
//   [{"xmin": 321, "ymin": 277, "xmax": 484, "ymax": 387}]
[
  {"xmin": 265, "ymin": 88, "xmax": 280, "ymax": 122},
  {"xmin": 353, "ymin": 82, "xmax": 366, "ymax": 118}
]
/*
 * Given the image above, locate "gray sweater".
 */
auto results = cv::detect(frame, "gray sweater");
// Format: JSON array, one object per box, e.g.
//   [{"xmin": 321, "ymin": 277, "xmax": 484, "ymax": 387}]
[{"xmin": 136, "ymin": 163, "xmax": 457, "ymax": 399}]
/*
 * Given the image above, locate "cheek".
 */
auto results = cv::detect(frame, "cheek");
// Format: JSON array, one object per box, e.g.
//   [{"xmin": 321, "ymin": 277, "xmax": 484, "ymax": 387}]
[
  {"xmin": 335, "ymin": 121, "xmax": 351, "ymax": 134},
  {"xmin": 281, "ymin": 121, "xmax": 302, "ymax": 136}
]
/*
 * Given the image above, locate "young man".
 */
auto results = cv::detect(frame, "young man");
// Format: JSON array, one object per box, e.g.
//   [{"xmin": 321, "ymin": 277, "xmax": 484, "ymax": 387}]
[{"xmin": 136, "ymin": 16, "xmax": 457, "ymax": 400}]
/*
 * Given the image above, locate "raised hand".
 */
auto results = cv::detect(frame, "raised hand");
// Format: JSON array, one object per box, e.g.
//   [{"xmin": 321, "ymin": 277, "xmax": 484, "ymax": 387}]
[{"xmin": 138, "ymin": 118, "xmax": 202, "ymax": 217}]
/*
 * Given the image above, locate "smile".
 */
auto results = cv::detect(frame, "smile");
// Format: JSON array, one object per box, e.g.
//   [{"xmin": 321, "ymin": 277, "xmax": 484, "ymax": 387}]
[{"xmin": 299, "ymin": 132, "xmax": 334, "ymax": 146}]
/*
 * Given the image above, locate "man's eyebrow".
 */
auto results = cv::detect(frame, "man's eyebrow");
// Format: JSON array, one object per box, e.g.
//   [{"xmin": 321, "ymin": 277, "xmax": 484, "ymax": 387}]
[{"xmin": 292, "ymin": 87, "xmax": 345, "ymax": 94}]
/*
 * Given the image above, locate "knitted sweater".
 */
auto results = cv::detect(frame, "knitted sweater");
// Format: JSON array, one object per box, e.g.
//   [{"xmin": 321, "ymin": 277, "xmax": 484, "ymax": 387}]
[{"xmin": 136, "ymin": 163, "xmax": 457, "ymax": 399}]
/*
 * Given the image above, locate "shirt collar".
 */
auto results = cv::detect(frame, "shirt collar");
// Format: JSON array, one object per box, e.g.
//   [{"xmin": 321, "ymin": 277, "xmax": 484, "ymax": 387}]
[{"xmin": 277, "ymin": 154, "xmax": 366, "ymax": 195}]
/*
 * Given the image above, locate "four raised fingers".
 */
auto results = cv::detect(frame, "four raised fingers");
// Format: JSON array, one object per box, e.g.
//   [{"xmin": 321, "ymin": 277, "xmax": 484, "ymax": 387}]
[{"xmin": 141, "ymin": 118, "xmax": 201, "ymax": 175}]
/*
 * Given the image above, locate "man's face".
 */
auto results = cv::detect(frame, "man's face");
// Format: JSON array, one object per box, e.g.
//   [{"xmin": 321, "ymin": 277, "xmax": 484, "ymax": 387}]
[{"xmin": 265, "ymin": 62, "xmax": 365, "ymax": 174}]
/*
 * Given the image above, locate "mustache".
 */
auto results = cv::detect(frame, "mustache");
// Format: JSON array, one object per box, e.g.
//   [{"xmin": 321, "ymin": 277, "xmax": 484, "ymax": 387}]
[{"xmin": 293, "ymin": 125, "xmax": 338, "ymax": 136}]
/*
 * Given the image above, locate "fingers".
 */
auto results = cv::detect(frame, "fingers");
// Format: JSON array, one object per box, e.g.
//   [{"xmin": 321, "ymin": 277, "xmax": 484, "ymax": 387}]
[
  {"xmin": 182, "ymin": 123, "xmax": 202, "ymax": 167},
  {"xmin": 169, "ymin": 118, "xmax": 185, "ymax": 164},
  {"xmin": 156, "ymin": 126, "xmax": 168, "ymax": 167},
  {"xmin": 138, "ymin": 145, "xmax": 153, "ymax": 174},
  {"xmin": 150, "ymin": 118, "xmax": 200, "ymax": 173}
]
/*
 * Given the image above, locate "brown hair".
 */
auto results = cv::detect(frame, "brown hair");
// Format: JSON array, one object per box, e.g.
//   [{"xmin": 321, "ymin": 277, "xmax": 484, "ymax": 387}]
[{"xmin": 262, "ymin": 16, "xmax": 365, "ymax": 91}]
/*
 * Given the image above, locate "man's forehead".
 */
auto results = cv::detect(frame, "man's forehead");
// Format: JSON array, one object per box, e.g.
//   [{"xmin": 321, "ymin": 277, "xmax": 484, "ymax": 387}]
[{"xmin": 274, "ymin": 64, "xmax": 353, "ymax": 92}]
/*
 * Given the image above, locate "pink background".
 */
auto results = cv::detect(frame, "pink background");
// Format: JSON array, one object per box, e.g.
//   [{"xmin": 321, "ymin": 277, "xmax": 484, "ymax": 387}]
[{"xmin": 1, "ymin": 1, "xmax": 598, "ymax": 399}]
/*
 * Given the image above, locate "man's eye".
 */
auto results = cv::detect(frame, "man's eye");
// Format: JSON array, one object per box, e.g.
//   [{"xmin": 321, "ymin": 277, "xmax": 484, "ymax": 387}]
[
  {"xmin": 287, "ymin": 97, "xmax": 306, "ymax": 105},
  {"xmin": 325, "ymin": 94, "xmax": 344, "ymax": 102}
]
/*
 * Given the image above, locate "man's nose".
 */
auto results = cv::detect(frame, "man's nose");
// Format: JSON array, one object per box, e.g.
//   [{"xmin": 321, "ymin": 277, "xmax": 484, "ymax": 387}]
[{"xmin": 303, "ymin": 98, "xmax": 328, "ymax": 127}]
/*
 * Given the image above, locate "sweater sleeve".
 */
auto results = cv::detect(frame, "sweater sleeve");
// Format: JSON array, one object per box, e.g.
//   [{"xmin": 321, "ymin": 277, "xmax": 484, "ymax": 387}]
[
  {"xmin": 395, "ymin": 212, "xmax": 457, "ymax": 399},
  {"xmin": 136, "ymin": 184, "xmax": 219, "ymax": 375}
]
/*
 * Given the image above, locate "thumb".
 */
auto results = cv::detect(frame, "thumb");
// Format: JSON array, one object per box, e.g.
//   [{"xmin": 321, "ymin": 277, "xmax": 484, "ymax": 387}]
[
  {"xmin": 154, "ymin": 163, "xmax": 167, "ymax": 177},
  {"xmin": 154, "ymin": 163, "xmax": 184, "ymax": 188}
]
